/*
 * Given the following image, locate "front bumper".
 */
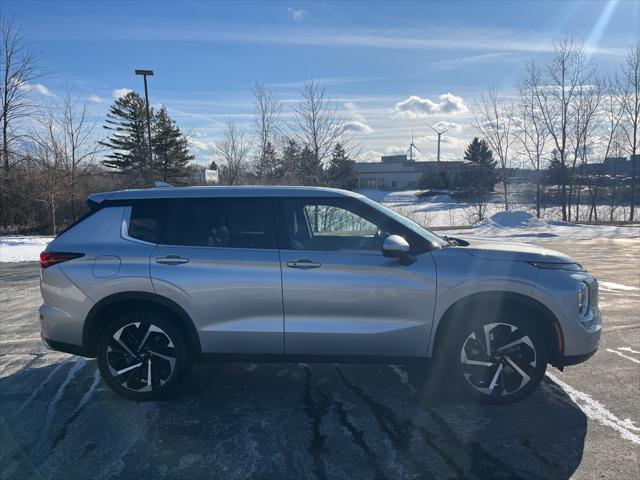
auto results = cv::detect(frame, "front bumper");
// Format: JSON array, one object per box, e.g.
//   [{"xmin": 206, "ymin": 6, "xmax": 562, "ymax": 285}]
[{"xmin": 555, "ymin": 348, "xmax": 598, "ymax": 367}]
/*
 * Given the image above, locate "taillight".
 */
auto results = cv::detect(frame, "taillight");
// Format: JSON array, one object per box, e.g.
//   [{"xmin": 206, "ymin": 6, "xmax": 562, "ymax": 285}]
[{"xmin": 39, "ymin": 251, "xmax": 84, "ymax": 268}]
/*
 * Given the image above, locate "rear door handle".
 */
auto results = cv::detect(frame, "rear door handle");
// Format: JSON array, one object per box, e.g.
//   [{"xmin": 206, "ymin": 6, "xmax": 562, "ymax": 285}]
[
  {"xmin": 156, "ymin": 255, "xmax": 190, "ymax": 265},
  {"xmin": 286, "ymin": 259, "xmax": 322, "ymax": 269}
]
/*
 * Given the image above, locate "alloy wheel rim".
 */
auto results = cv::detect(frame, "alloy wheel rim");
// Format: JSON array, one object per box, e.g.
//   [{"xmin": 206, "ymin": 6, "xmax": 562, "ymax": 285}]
[
  {"xmin": 460, "ymin": 322, "xmax": 537, "ymax": 397},
  {"xmin": 106, "ymin": 321, "xmax": 177, "ymax": 392}
]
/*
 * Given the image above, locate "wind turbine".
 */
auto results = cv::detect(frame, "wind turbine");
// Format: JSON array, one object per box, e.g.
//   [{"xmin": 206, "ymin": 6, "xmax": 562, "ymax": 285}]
[
  {"xmin": 407, "ymin": 130, "xmax": 420, "ymax": 162},
  {"xmin": 427, "ymin": 124, "xmax": 451, "ymax": 163}
]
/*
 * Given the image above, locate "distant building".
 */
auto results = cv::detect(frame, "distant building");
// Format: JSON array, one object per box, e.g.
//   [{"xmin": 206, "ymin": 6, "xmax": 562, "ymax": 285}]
[
  {"xmin": 193, "ymin": 167, "xmax": 219, "ymax": 184},
  {"xmin": 578, "ymin": 155, "xmax": 638, "ymax": 176},
  {"xmin": 354, "ymin": 154, "xmax": 463, "ymax": 190}
]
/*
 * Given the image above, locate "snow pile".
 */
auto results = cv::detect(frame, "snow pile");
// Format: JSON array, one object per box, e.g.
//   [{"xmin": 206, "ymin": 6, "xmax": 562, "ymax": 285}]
[
  {"xmin": 476, "ymin": 211, "xmax": 550, "ymax": 230},
  {"xmin": 445, "ymin": 211, "xmax": 640, "ymax": 241},
  {"xmin": 0, "ymin": 236, "xmax": 52, "ymax": 263}
]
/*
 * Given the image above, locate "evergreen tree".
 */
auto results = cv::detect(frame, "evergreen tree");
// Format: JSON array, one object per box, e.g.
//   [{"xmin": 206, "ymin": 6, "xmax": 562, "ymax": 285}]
[
  {"xmin": 460, "ymin": 137, "xmax": 498, "ymax": 220},
  {"xmin": 152, "ymin": 106, "xmax": 194, "ymax": 182},
  {"xmin": 100, "ymin": 92, "xmax": 151, "ymax": 183},
  {"xmin": 298, "ymin": 145, "xmax": 323, "ymax": 186},
  {"xmin": 281, "ymin": 137, "xmax": 301, "ymax": 184},
  {"xmin": 419, "ymin": 169, "xmax": 451, "ymax": 190},
  {"xmin": 255, "ymin": 141, "xmax": 283, "ymax": 184},
  {"xmin": 326, "ymin": 143, "xmax": 356, "ymax": 190}
]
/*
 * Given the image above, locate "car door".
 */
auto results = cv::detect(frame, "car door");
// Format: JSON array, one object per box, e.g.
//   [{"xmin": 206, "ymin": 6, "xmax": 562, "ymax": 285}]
[
  {"xmin": 276, "ymin": 196, "xmax": 437, "ymax": 359},
  {"xmin": 150, "ymin": 197, "xmax": 283, "ymax": 355}
]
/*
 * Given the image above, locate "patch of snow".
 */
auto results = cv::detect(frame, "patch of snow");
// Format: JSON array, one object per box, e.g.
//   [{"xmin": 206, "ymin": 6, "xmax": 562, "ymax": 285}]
[
  {"xmin": 443, "ymin": 211, "xmax": 640, "ymax": 242},
  {"xmin": 0, "ymin": 236, "xmax": 52, "ymax": 262},
  {"xmin": 476, "ymin": 211, "xmax": 549, "ymax": 229},
  {"xmin": 599, "ymin": 282, "xmax": 640, "ymax": 292}
]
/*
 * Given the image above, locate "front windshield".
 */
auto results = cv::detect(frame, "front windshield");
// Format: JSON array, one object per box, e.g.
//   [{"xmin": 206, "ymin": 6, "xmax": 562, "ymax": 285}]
[{"xmin": 358, "ymin": 196, "xmax": 448, "ymax": 247}]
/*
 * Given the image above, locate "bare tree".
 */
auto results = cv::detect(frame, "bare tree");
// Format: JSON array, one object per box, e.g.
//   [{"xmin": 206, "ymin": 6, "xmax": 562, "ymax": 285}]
[
  {"xmin": 583, "ymin": 77, "xmax": 621, "ymax": 222},
  {"xmin": 252, "ymin": 82, "xmax": 281, "ymax": 182},
  {"xmin": 216, "ymin": 120, "xmax": 251, "ymax": 185},
  {"xmin": 473, "ymin": 87, "xmax": 516, "ymax": 211},
  {"xmin": 567, "ymin": 80, "xmax": 603, "ymax": 221},
  {"xmin": 28, "ymin": 111, "xmax": 69, "ymax": 234},
  {"xmin": 530, "ymin": 39, "xmax": 594, "ymax": 221},
  {"xmin": 519, "ymin": 66, "xmax": 550, "ymax": 218},
  {"xmin": 292, "ymin": 80, "xmax": 345, "ymax": 173},
  {"xmin": 0, "ymin": 19, "xmax": 46, "ymax": 171},
  {"xmin": 58, "ymin": 92, "xmax": 99, "ymax": 217},
  {"xmin": 618, "ymin": 41, "xmax": 640, "ymax": 221}
]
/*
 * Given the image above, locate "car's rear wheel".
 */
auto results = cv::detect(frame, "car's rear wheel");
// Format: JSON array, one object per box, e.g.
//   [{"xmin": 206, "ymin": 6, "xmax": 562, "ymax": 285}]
[
  {"xmin": 443, "ymin": 315, "xmax": 547, "ymax": 404},
  {"xmin": 97, "ymin": 313, "xmax": 192, "ymax": 400}
]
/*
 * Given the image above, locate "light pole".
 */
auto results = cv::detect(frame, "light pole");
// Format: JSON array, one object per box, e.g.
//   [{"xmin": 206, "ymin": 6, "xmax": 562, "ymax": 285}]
[{"xmin": 135, "ymin": 69, "xmax": 154, "ymax": 165}]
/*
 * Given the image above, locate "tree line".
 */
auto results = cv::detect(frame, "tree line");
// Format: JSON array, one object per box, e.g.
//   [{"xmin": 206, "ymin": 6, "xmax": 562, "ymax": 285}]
[
  {"xmin": 1, "ymin": 17, "xmax": 638, "ymax": 234},
  {"xmin": 471, "ymin": 39, "xmax": 639, "ymax": 222},
  {"xmin": 0, "ymin": 20, "xmax": 356, "ymax": 234}
]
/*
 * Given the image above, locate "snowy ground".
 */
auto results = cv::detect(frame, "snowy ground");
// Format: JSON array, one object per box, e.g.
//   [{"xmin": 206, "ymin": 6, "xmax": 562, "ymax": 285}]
[
  {"xmin": 442, "ymin": 211, "xmax": 640, "ymax": 242},
  {"xmin": 361, "ymin": 189, "xmax": 640, "ymax": 242},
  {"xmin": 1, "ymin": 238, "xmax": 639, "ymax": 479},
  {"xmin": 361, "ymin": 189, "xmax": 638, "ymax": 229},
  {"xmin": 1, "ymin": 191, "xmax": 638, "ymax": 263},
  {"xmin": 0, "ymin": 236, "xmax": 52, "ymax": 263}
]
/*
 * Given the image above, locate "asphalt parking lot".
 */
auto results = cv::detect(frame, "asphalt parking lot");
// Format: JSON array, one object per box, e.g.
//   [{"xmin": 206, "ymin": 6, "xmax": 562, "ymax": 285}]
[{"xmin": 1, "ymin": 238, "xmax": 639, "ymax": 479}]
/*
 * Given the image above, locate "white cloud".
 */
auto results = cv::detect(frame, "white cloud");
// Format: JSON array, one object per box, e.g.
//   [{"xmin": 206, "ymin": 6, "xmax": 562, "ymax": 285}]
[
  {"xmin": 287, "ymin": 8, "xmax": 307, "ymax": 21},
  {"xmin": 431, "ymin": 121, "xmax": 461, "ymax": 131},
  {"xmin": 343, "ymin": 102, "xmax": 374, "ymax": 134},
  {"xmin": 88, "ymin": 94, "xmax": 103, "ymax": 103},
  {"xmin": 18, "ymin": 82, "xmax": 55, "ymax": 97},
  {"xmin": 431, "ymin": 52, "xmax": 512, "ymax": 70},
  {"xmin": 187, "ymin": 136, "xmax": 215, "ymax": 151},
  {"xmin": 113, "ymin": 88, "xmax": 132, "ymax": 99},
  {"xmin": 344, "ymin": 121, "xmax": 373, "ymax": 134},
  {"xmin": 393, "ymin": 93, "xmax": 468, "ymax": 118}
]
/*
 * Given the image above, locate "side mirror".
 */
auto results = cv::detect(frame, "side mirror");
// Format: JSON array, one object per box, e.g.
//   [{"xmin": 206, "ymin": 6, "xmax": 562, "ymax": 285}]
[{"xmin": 382, "ymin": 235, "xmax": 415, "ymax": 265}]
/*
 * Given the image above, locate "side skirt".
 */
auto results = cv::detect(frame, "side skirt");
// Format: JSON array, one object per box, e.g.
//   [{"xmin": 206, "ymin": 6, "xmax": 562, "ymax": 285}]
[{"xmin": 198, "ymin": 352, "xmax": 433, "ymax": 365}]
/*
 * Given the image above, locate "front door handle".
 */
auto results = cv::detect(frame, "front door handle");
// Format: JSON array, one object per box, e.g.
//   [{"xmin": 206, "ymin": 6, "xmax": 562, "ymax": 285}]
[
  {"xmin": 286, "ymin": 259, "xmax": 322, "ymax": 269},
  {"xmin": 156, "ymin": 255, "xmax": 190, "ymax": 265}
]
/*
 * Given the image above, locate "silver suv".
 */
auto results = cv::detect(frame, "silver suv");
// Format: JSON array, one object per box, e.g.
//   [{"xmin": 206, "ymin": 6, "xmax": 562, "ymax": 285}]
[{"xmin": 39, "ymin": 186, "xmax": 601, "ymax": 403}]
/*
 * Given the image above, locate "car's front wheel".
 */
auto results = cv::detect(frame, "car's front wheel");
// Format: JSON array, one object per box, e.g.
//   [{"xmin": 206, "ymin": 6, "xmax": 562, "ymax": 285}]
[
  {"xmin": 97, "ymin": 313, "xmax": 192, "ymax": 400},
  {"xmin": 443, "ymin": 315, "xmax": 548, "ymax": 404}
]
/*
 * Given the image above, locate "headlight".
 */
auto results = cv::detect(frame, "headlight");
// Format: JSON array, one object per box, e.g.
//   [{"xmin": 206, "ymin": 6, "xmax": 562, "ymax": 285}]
[
  {"xmin": 529, "ymin": 262, "xmax": 584, "ymax": 271},
  {"xmin": 578, "ymin": 281, "xmax": 590, "ymax": 317}
]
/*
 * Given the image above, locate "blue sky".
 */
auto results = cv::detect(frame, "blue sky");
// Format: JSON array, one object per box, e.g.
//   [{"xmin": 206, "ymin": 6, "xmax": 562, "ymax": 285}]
[{"xmin": 4, "ymin": 0, "xmax": 640, "ymax": 164}]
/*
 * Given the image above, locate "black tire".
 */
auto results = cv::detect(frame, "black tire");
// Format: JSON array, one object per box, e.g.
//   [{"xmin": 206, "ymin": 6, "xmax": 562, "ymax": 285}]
[
  {"xmin": 440, "ymin": 314, "xmax": 547, "ymax": 405},
  {"xmin": 96, "ymin": 312, "xmax": 192, "ymax": 400}
]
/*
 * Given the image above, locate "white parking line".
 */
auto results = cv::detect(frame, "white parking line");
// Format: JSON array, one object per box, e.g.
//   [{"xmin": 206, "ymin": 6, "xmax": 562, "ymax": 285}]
[
  {"xmin": 618, "ymin": 347, "xmax": 640, "ymax": 355},
  {"xmin": 606, "ymin": 349, "xmax": 640, "ymax": 364},
  {"xmin": 603, "ymin": 324, "xmax": 640, "ymax": 332},
  {"xmin": 546, "ymin": 372, "xmax": 640, "ymax": 445},
  {"xmin": 0, "ymin": 337, "xmax": 41, "ymax": 345}
]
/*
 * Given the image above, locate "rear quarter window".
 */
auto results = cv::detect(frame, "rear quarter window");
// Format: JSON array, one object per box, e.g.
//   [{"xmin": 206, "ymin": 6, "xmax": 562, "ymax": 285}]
[{"xmin": 128, "ymin": 200, "xmax": 173, "ymax": 243}]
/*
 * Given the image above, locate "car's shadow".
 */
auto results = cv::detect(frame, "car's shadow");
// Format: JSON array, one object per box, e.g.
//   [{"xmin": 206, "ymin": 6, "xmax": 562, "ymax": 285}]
[{"xmin": 0, "ymin": 359, "xmax": 586, "ymax": 480}]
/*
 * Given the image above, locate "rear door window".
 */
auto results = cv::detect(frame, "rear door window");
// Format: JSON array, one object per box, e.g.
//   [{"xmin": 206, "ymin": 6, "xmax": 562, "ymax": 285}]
[
  {"xmin": 128, "ymin": 200, "xmax": 173, "ymax": 243},
  {"xmin": 168, "ymin": 198, "xmax": 276, "ymax": 249}
]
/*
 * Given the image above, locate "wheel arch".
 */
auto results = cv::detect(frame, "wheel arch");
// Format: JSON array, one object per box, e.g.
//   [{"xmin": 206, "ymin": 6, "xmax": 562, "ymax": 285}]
[
  {"xmin": 83, "ymin": 291, "xmax": 201, "ymax": 358},
  {"xmin": 430, "ymin": 291, "xmax": 564, "ymax": 364}
]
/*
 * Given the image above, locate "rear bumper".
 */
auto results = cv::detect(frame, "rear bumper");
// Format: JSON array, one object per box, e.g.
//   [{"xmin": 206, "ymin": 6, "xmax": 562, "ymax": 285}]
[{"xmin": 41, "ymin": 332, "xmax": 92, "ymax": 357}]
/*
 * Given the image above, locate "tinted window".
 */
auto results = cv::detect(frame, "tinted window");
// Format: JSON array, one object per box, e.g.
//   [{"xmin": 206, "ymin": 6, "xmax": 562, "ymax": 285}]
[
  {"xmin": 282, "ymin": 198, "xmax": 397, "ymax": 252},
  {"xmin": 170, "ymin": 198, "xmax": 276, "ymax": 249},
  {"xmin": 128, "ymin": 200, "xmax": 171, "ymax": 243}
]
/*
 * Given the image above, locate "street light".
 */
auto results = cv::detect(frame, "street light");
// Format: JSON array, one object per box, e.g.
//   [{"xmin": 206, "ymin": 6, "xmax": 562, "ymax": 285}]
[{"xmin": 135, "ymin": 69, "xmax": 154, "ymax": 164}]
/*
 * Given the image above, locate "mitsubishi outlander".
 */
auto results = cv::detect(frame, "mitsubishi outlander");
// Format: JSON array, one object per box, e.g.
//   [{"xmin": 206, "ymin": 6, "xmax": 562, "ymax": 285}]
[{"xmin": 39, "ymin": 186, "xmax": 601, "ymax": 403}]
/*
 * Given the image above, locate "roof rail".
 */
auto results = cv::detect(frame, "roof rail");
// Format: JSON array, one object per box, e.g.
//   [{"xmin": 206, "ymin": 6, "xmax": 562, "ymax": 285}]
[{"xmin": 154, "ymin": 181, "xmax": 173, "ymax": 188}]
